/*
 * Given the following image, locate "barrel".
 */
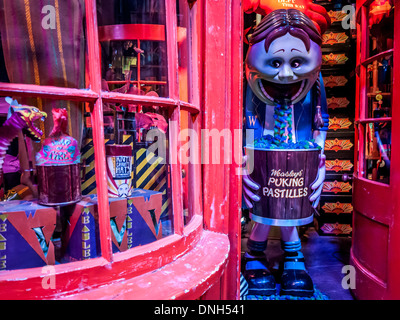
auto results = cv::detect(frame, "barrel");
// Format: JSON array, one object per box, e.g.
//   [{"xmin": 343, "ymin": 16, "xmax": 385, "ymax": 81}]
[
  {"xmin": 37, "ymin": 164, "xmax": 82, "ymax": 206},
  {"xmin": 246, "ymin": 147, "xmax": 320, "ymax": 226}
]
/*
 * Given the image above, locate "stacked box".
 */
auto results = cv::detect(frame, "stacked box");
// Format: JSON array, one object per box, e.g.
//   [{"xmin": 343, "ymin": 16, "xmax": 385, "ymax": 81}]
[
  {"xmin": 62, "ymin": 189, "xmax": 163, "ymax": 261},
  {"xmin": 62, "ymin": 195, "xmax": 100, "ymax": 261},
  {"xmin": 0, "ymin": 201, "xmax": 57, "ymax": 270}
]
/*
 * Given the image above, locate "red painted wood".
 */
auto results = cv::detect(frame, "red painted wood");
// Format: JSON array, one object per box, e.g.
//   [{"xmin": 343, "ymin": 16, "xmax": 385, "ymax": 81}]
[
  {"xmin": 201, "ymin": 277, "xmax": 221, "ymax": 300},
  {"xmin": 60, "ymin": 229, "xmax": 229, "ymax": 300},
  {"xmin": 180, "ymin": 101, "xmax": 200, "ymax": 114},
  {"xmin": 224, "ymin": 0, "xmax": 243, "ymax": 300},
  {"xmin": 105, "ymin": 80, "xmax": 167, "ymax": 85},
  {"xmin": 352, "ymin": 0, "xmax": 400, "ymax": 300},
  {"xmin": 361, "ymin": 49, "xmax": 394, "ymax": 66},
  {"xmin": 99, "ymin": 24, "xmax": 166, "ymax": 42},
  {"xmin": 85, "ymin": 0, "xmax": 113, "ymax": 262},
  {"xmin": 187, "ymin": 2, "xmax": 203, "ymax": 221},
  {"xmin": 386, "ymin": 0, "xmax": 400, "ymax": 299},
  {"xmin": 101, "ymin": 91, "xmax": 200, "ymax": 114},
  {"xmin": 0, "ymin": 215, "xmax": 204, "ymax": 299},
  {"xmin": 350, "ymin": 250, "xmax": 387, "ymax": 300},
  {"xmin": 354, "ymin": 7, "xmax": 361, "ymax": 174},
  {"xmin": 352, "ymin": 207, "xmax": 389, "ymax": 283},
  {"xmin": 166, "ymin": 0, "xmax": 184, "ymax": 235},
  {"xmin": 202, "ymin": 0, "xmax": 231, "ymax": 235}
]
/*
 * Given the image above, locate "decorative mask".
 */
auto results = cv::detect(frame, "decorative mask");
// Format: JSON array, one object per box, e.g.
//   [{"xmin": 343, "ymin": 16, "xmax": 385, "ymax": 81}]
[{"xmin": 245, "ymin": 9, "xmax": 322, "ymax": 105}]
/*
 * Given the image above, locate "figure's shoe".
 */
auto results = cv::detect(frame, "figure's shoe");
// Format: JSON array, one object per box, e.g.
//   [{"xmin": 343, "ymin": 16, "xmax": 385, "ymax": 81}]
[
  {"xmin": 242, "ymin": 239, "xmax": 276, "ymax": 296},
  {"xmin": 280, "ymin": 241, "xmax": 314, "ymax": 297}
]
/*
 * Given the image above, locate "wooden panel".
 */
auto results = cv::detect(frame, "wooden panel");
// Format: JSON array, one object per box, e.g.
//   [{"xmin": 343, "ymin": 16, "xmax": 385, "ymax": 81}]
[
  {"xmin": 0, "ymin": 215, "xmax": 204, "ymax": 299},
  {"xmin": 85, "ymin": 0, "xmax": 113, "ymax": 262},
  {"xmin": 0, "ymin": 82, "xmax": 98, "ymax": 102},
  {"xmin": 352, "ymin": 210, "xmax": 388, "ymax": 284}
]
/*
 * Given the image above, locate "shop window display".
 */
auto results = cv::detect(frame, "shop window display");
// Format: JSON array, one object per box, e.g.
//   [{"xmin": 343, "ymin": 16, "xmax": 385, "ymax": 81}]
[
  {"xmin": 98, "ymin": 0, "xmax": 169, "ymax": 98},
  {"xmin": 0, "ymin": 0, "xmax": 196, "ymax": 273}
]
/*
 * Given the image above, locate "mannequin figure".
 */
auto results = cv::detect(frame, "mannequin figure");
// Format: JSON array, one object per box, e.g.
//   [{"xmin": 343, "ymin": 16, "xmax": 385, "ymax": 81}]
[{"xmin": 243, "ymin": 9, "xmax": 329, "ymax": 297}]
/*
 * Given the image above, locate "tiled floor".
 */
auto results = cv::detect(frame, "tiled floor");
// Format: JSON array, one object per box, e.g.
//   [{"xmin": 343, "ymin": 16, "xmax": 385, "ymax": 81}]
[{"xmin": 241, "ymin": 224, "xmax": 354, "ymax": 300}]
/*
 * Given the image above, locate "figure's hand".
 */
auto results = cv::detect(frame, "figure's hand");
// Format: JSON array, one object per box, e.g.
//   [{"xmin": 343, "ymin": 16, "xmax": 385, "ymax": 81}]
[
  {"xmin": 242, "ymin": 155, "xmax": 261, "ymax": 209},
  {"xmin": 309, "ymin": 153, "xmax": 326, "ymax": 208}
]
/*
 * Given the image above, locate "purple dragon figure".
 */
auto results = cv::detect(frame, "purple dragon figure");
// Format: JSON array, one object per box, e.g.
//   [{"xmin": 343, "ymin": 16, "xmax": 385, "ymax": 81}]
[{"xmin": 0, "ymin": 98, "xmax": 47, "ymax": 175}]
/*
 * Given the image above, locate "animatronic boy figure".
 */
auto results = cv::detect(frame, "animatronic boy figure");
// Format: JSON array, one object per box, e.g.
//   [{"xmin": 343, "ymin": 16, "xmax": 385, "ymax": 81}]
[{"xmin": 243, "ymin": 9, "xmax": 329, "ymax": 297}]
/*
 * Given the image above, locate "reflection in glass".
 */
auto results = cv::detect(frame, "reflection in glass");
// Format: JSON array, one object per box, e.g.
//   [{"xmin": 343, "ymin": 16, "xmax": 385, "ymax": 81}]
[
  {"xmin": 98, "ymin": 0, "xmax": 169, "ymax": 98},
  {"xmin": 366, "ymin": 54, "xmax": 392, "ymax": 118},
  {"xmin": 368, "ymin": 0, "xmax": 394, "ymax": 57},
  {"xmin": 0, "ymin": 1, "xmax": 86, "ymax": 141}
]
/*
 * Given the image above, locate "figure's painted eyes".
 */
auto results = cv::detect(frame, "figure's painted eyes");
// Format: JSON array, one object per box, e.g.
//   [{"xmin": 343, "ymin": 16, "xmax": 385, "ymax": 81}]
[
  {"xmin": 270, "ymin": 59, "xmax": 282, "ymax": 68},
  {"xmin": 291, "ymin": 59, "xmax": 302, "ymax": 68}
]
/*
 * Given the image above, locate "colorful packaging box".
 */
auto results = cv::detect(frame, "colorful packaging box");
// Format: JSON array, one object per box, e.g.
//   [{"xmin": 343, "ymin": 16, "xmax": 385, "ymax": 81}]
[
  {"xmin": 0, "ymin": 201, "xmax": 57, "ymax": 270},
  {"xmin": 61, "ymin": 195, "xmax": 100, "ymax": 261},
  {"xmin": 127, "ymin": 189, "xmax": 163, "ymax": 248}
]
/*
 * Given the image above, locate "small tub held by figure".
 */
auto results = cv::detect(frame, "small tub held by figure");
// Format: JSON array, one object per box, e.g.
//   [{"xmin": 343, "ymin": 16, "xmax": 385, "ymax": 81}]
[{"xmin": 246, "ymin": 146, "xmax": 320, "ymax": 226}]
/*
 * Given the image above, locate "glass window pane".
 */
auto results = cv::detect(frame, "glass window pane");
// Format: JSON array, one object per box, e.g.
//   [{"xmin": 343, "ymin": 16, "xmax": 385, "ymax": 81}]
[
  {"xmin": 0, "ymin": 97, "xmax": 101, "ymax": 269},
  {"xmin": 97, "ymin": 0, "xmax": 169, "ymax": 98},
  {"xmin": 366, "ymin": 53, "xmax": 393, "ymax": 118},
  {"xmin": 367, "ymin": 0, "xmax": 394, "ymax": 58},
  {"xmin": 98, "ymin": 106, "xmax": 175, "ymax": 254},
  {"xmin": 364, "ymin": 121, "xmax": 391, "ymax": 184},
  {"xmin": 180, "ymin": 110, "xmax": 197, "ymax": 225},
  {"xmin": 0, "ymin": 1, "xmax": 87, "ymax": 89}
]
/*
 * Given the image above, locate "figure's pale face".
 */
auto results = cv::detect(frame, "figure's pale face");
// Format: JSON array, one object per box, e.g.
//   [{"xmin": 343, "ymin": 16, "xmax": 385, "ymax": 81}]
[{"xmin": 246, "ymin": 33, "xmax": 322, "ymax": 105}]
